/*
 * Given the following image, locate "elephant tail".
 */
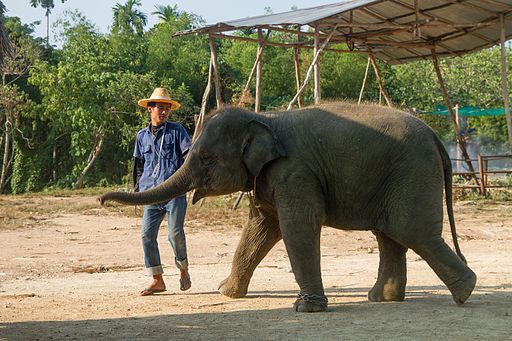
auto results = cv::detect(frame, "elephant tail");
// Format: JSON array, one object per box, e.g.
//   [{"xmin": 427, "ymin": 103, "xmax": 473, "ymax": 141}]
[{"xmin": 435, "ymin": 135, "xmax": 467, "ymax": 264}]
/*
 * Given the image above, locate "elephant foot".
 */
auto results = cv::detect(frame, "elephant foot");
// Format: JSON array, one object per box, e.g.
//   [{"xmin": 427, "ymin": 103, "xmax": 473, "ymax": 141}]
[
  {"xmin": 218, "ymin": 276, "xmax": 248, "ymax": 298},
  {"xmin": 448, "ymin": 269, "xmax": 477, "ymax": 305},
  {"xmin": 293, "ymin": 293, "xmax": 328, "ymax": 313},
  {"xmin": 368, "ymin": 279, "xmax": 406, "ymax": 302}
]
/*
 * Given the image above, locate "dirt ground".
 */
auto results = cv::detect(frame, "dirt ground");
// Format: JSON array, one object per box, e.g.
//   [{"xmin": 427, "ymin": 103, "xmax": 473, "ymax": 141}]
[{"xmin": 0, "ymin": 192, "xmax": 511, "ymax": 340}]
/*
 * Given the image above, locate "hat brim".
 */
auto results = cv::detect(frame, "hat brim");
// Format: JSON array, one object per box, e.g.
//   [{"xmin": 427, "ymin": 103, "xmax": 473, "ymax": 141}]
[{"xmin": 138, "ymin": 98, "xmax": 181, "ymax": 110}]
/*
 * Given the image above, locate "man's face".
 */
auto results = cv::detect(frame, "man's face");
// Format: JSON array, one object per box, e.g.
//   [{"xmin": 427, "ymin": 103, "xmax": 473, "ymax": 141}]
[{"xmin": 148, "ymin": 102, "xmax": 171, "ymax": 125}]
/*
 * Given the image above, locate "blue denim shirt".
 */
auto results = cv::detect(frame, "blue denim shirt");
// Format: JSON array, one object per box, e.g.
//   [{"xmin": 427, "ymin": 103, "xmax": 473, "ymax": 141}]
[{"xmin": 134, "ymin": 122, "xmax": 191, "ymax": 192}]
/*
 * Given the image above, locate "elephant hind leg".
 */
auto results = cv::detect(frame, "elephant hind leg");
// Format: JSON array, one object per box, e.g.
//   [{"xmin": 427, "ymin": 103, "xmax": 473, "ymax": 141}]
[
  {"xmin": 390, "ymin": 231, "xmax": 477, "ymax": 305},
  {"xmin": 411, "ymin": 238, "xmax": 476, "ymax": 305},
  {"xmin": 368, "ymin": 231, "xmax": 407, "ymax": 302}
]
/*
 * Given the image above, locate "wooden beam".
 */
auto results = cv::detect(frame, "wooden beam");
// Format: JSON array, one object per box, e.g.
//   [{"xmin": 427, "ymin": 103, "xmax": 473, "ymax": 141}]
[
  {"xmin": 288, "ymin": 24, "xmax": 340, "ymax": 110},
  {"xmin": 294, "ymin": 26, "xmax": 303, "ymax": 108},
  {"xmin": 208, "ymin": 34, "xmax": 222, "ymax": 108},
  {"xmin": 358, "ymin": 56, "xmax": 371, "ymax": 104},
  {"xmin": 431, "ymin": 46, "xmax": 480, "ymax": 189},
  {"xmin": 208, "ymin": 33, "xmax": 366, "ymax": 54},
  {"xmin": 255, "ymin": 28, "xmax": 263, "ymax": 112},
  {"xmin": 369, "ymin": 52, "xmax": 393, "ymax": 107},
  {"xmin": 314, "ymin": 26, "xmax": 321, "ymax": 104},
  {"xmin": 500, "ymin": 14, "xmax": 512, "ymax": 148},
  {"xmin": 238, "ymin": 31, "xmax": 270, "ymax": 108},
  {"xmin": 195, "ymin": 57, "xmax": 214, "ymax": 142}
]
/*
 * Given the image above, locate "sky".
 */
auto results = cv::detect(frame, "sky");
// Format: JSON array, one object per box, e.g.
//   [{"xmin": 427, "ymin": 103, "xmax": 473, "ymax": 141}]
[{"xmin": 3, "ymin": 0, "xmax": 334, "ymax": 43}]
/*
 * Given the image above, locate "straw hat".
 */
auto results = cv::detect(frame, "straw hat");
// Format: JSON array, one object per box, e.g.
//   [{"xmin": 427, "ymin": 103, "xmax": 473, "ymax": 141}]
[{"xmin": 137, "ymin": 87, "xmax": 181, "ymax": 110}]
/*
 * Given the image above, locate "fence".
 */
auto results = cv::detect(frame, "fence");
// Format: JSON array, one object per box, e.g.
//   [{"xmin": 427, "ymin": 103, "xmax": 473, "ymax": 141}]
[{"xmin": 452, "ymin": 155, "xmax": 512, "ymax": 195}]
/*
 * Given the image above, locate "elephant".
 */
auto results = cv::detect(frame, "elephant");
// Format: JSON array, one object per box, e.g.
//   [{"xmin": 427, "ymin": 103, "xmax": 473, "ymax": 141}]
[{"xmin": 99, "ymin": 102, "xmax": 477, "ymax": 312}]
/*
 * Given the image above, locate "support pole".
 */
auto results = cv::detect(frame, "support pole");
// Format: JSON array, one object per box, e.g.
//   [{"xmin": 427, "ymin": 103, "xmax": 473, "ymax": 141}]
[
  {"xmin": 500, "ymin": 14, "xmax": 512, "ymax": 149},
  {"xmin": 209, "ymin": 34, "xmax": 222, "ymax": 109},
  {"xmin": 358, "ymin": 56, "xmax": 371, "ymax": 104},
  {"xmin": 369, "ymin": 52, "xmax": 393, "ymax": 107},
  {"xmin": 478, "ymin": 155, "xmax": 486, "ymax": 196},
  {"xmin": 431, "ymin": 47, "xmax": 480, "ymax": 190},
  {"xmin": 238, "ymin": 31, "xmax": 269, "ymax": 108},
  {"xmin": 294, "ymin": 27, "xmax": 303, "ymax": 108},
  {"xmin": 455, "ymin": 103, "xmax": 463, "ymax": 172},
  {"xmin": 194, "ymin": 57, "xmax": 213, "ymax": 142},
  {"xmin": 314, "ymin": 26, "xmax": 321, "ymax": 104},
  {"xmin": 255, "ymin": 28, "xmax": 263, "ymax": 112},
  {"xmin": 288, "ymin": 24, "xmax": 339, "ymax": 110}
]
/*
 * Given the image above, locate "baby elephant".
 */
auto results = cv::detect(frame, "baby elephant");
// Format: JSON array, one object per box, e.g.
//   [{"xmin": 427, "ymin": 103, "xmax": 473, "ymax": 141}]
[{"xmin": 100, "ymin": 102, "xmax": 477, "ymax": 312}]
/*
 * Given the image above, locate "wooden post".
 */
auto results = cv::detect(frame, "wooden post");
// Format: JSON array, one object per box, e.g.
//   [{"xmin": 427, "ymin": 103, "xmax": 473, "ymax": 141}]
[
  {"xmin": 455, "ymin": 103, "xmax": 463, "ymax": 172},
  {"xmin": 369, "ymin": 52, "xmax": 393, "ymax": 107},
  {"xmin": 294, "ymin": 27, "xmax": 303, "ymax": 108},
  {"xmin": 478, "ymin": 155, "xmax": 486, "ymax": 196},
  {"xmin": 209, "ymin": 34, "xmax": 222, "ymax": 109},
  {"xmin": 255, "ymin": 28, "xmax": 263, "ymax": 112},
  {"xmin": 500, "ymin": 14, "xmax": 512, "ymax": 148},
  {"xmin": 194, "ymin": 57, "xmax": 214, "ymax": 142},
  {"xmin": 288, "ymin": 24, "xmax": 339, "ymax": 110},
  {"xmin": 314, "ymin": 25, "xmax": 321, "ymax": 104},
  {"xmin": 431, "ymin": 47, "xmax": 480, "ymax": 189},
  {"xmin": 358, "ymin": 56, "xmax": 371, "ymax": 104},
  {"xmin": 238, "ymin": 31, "xmax": 269, "ymax": 108}
]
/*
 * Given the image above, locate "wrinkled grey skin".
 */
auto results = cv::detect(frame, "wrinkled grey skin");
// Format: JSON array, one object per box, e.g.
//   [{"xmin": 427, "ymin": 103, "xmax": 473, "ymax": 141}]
[{"xmin": 100, "ymin": 102, "xmax": 477, "ymax": 312}]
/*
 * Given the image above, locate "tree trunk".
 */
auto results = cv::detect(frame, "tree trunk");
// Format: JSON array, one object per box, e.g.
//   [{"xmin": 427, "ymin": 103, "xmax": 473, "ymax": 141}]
[
  {"xmin": 0, "ymin": 112, "xmax": 12, "ymax": 193},
  {"xmin": 73, "ymin": 133, "xmax": 104, "ymax": 190}
]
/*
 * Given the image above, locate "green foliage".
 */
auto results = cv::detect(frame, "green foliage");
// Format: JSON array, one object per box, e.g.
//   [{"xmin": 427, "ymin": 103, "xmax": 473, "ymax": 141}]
[
  {"xmin": 112, "ymin": 0, "xmax": 147, "ymax": 36},
  {"xmin": 146, "ymin": 13, "xmax": 208, "ymax": 101},
  {"xmin": 385, "ymin": 47, "xmax": 512, "ymax": 150},
  {"xmin": 321, "ymin": 47, "xmax": 374, "ymax": 100},
  {"xmin": 2, "ymin": 5, "xmax": 511, "ymax": 193}
]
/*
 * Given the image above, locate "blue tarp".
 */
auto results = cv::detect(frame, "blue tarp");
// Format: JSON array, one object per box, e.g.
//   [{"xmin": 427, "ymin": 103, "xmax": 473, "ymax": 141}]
[{"xmin": 428, "ymin": 105, "xmax": 511, "ymax": 117}]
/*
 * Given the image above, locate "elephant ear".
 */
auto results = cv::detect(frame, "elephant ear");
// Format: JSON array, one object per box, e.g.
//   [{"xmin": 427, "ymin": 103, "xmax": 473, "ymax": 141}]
[{"xmin": 243, "ymin": 119, "xmax": 286, "ymax": 177}]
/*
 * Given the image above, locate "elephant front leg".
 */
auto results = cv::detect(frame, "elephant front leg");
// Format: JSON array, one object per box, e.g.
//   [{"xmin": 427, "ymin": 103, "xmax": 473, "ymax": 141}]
[
  {"xmin": 279, "ymin": 216, "xmax": 327, "ymax": 313},
  {"xmin": 218, "ymin": 205, "xmax": 281, "ymax": 298},
  {"xmin": 368, "ymin": 231, "xmax": 408, "ymax": 302}
]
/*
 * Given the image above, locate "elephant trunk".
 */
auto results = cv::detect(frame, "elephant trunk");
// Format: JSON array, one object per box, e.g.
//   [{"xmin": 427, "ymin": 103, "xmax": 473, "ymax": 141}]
[{"xmin": 99, "ymin": 166, "xmax": 192, "ymax": 206}]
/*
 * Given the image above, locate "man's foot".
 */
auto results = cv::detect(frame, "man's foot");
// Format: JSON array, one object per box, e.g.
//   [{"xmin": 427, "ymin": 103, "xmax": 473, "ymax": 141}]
[
  {"xmin": 180, "ymin": 270, "xmax": 191, "ymax": 291},
  {"xmin": 139, "ymin": 287, "xmax": 166, "ymax": 296},
  {"xmin": 140, "ymin": 274, "xmax": 166, "ymax": 296}
]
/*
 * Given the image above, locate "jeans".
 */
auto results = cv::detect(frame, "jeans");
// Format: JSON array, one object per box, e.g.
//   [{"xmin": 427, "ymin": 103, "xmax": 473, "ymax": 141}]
[{"xmin": 141, "ymin": 195, "xmax": 188, "ymax": 276}]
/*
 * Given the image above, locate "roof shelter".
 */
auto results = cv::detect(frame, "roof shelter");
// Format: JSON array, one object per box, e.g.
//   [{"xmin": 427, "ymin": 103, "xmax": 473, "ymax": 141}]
[{"xmin": 175, "ymin": 0, "xmax": 512, "ymax": 189}]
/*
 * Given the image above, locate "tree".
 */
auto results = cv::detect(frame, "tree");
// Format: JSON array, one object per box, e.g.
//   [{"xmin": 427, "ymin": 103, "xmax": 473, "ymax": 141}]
[
  {"xmin": 0, "ymin": 17, "xmax": 41, "ymax": 193},
  {"xmin": 146, "ymin": 8, "xmax": 208, "ymax": 102},
  {"xmin": 112, "ymin": 0, "xmax": 147, "ymax": 36},
  {"xmin": 0, "ymin": 0, "xmax": 12, "ymax": 65},
  {"xmin": 29, "ymin": 13, "xmax": 156, "ymax": 189},
  {"xmin": 29, "ymin": 0, "xmax": 67, "ymax": 47},
  {"xmin": 152, "ymin": 4, "xmax": 178, "ymax": 24}
]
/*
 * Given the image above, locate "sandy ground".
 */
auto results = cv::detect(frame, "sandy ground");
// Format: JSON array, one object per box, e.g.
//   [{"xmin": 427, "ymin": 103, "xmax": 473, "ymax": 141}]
[{"xmin": 0, "ymin": 193, "xmax": 511, "ymax": 340}]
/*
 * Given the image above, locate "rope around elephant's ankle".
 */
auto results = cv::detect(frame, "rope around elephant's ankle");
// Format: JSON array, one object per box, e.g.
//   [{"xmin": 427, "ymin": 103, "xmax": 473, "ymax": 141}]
[{"xmin": 297, "ymin": 293, "xmax": 328, "ymax": 308}]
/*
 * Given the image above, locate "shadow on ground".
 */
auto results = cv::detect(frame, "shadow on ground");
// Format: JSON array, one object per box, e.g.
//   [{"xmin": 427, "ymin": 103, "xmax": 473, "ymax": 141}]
[{"xmin": 1, "ymin": 286, "xmax": 510, "ymax": 340}]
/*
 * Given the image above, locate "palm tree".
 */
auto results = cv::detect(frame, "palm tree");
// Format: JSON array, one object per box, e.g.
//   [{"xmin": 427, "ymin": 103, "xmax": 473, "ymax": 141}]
[
  {"xmin": 29, "ymin": 0, "xmax": 67, "ymax": 47},
  {"xmin": 0, "ymin": 0, "xmax": 12, "ymax": 65},
  {"xmin": 112, "ymin": 0, "xmax": 147, "ymax": 36},
  {"xmin": 152, "ymin": 4, "xmax": 178, "ymax": 24}
]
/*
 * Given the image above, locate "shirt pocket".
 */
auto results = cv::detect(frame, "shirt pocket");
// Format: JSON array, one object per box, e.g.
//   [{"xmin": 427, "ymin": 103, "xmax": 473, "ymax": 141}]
[
  {"xmin": 141, "ymin": 144, "xmax": 152, "ymax": 155},
  {"xmin": 162, "ymin": 143, "xmax": 176, "ymax": 160}
]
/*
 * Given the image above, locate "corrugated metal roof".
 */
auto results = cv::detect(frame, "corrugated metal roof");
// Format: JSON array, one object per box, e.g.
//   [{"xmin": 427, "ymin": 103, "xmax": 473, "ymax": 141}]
[
  {"xmin": 216, "ymin": 0, "xmax": 380, "ymax": 27},
  {"xmin": 175, "ymin": 0, "xmax": 512, "ymax": 64}
]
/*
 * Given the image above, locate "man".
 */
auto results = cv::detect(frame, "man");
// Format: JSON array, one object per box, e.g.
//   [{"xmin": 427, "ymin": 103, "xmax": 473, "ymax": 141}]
[{"xmin": 133, "ymin": 87, "xmax": 192, "ymax": 296}]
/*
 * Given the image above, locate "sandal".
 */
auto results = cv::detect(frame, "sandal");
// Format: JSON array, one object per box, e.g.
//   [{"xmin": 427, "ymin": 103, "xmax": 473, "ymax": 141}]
[
  {"xmin": 139, "ymin": 287, "xmax": 166, "ymax": 296},
  {"xmin": 179, "ymin": 277, "xmax": 191, "ymax": 291}
]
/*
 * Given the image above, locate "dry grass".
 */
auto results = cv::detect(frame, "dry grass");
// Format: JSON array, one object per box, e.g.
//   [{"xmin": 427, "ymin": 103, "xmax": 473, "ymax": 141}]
[{"xmin": 0, "ymin": 189, "xmax": 249, "ymax": 232}]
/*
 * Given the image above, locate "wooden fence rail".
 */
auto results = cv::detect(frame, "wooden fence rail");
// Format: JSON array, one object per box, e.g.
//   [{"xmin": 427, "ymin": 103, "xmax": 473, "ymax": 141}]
[{"xmin": 452, "ymin": 155, "xmax": 512, "ymax": 195}]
